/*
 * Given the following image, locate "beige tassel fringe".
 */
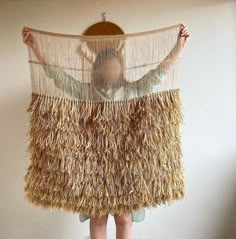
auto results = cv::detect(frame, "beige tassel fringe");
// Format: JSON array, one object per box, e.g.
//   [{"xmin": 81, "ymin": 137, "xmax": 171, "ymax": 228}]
[{"xmin": 24, "ymin": 88, "xmax": 185, "ymax": 219}]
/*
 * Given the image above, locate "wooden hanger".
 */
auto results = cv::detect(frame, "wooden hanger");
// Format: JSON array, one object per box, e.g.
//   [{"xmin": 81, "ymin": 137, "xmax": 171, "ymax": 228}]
[
  {"xmin": 82, "ymin": 12, "xmax": 125, "ymax": 36},
  {"xmin": 77, "ymin": 13, "xmax": 126, "ymax": 64}
]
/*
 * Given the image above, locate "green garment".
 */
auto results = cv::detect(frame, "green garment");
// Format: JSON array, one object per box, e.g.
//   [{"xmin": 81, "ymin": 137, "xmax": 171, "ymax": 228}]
[
  {"xmin": 79, "ymin": 208, "xmax": 146, "ymax": 223},
  {"xmin": 42, "ymin": 64, "xmax": 167, "ymax": 222},
  {"xmin": 43, "ymin": 64, "xmax": 167, "ymax": 101}
]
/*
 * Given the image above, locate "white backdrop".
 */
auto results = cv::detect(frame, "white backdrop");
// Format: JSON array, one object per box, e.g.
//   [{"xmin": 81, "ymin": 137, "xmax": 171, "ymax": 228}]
[{"xmin": 0, "ymin": 0, "xmax": 236, "ymax": 239}]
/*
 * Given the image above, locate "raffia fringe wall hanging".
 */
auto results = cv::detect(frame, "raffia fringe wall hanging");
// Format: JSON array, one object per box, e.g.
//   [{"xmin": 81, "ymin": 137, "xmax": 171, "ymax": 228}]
[{"xmin": 23, "ymin": 23, "xmax": 185, "ymax": 218}]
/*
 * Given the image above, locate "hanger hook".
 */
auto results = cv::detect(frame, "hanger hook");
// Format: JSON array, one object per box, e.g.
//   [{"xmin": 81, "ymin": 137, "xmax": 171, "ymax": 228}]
[{"xmin": 102, "ymin": 12, "xmax": 106, "ymax": 22}]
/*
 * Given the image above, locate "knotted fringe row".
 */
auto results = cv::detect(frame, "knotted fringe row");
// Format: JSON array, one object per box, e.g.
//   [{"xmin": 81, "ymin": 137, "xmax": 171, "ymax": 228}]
[{"xmin": 24, "ymin": 88, "xmax": 185, "ymax": 219}]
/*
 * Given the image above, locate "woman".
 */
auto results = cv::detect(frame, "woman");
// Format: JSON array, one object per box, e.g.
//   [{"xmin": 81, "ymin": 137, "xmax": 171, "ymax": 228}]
[{"xmin": 22, "ymin": 23, "xmax": 190, "ymax": 239}]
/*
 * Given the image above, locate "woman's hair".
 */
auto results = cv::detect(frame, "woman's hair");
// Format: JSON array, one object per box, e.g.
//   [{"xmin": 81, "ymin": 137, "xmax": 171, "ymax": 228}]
[{"xmin": 92, "ymin": 48, "xmax": 125, "ymax": 89}]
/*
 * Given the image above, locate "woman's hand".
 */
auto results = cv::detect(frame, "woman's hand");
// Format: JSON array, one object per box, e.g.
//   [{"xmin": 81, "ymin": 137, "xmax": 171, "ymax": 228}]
[
  {"xmin": 178, "ymin": 23, "xmax": 191, "ymax": 47},
  {"xmin": 22, "ymin": 26, "xmax": 48, "ymax": 65},
  {"xmin": 157, "ymin": 23, "xmax": 191, "ymax": 72},
  {"xmin": 22, "ymin": 26, "xmax": 36, "ymax": 49}
]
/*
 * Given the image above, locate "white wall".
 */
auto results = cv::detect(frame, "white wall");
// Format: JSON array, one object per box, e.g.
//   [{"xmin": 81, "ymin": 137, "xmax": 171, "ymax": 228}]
[{"xmin": 0, "ymin": 0, "xmax": 236, "ymax": 239}]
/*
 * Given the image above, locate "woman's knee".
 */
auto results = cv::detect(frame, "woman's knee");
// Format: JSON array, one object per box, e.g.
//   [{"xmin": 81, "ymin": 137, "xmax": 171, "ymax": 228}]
[
  {"xmin": 114, "ymin": 212, "xmax": 132, "ymax": 225},
  {"xmin": 90, "ymin": 214, "xmax": 109, "ymax": 226}
]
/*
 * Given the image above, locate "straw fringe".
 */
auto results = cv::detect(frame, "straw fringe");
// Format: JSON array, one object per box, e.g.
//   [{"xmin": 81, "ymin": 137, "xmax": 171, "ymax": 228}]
[{"xmin": 24, "ymin": 88, "xmax": 185, "ymax": 219}]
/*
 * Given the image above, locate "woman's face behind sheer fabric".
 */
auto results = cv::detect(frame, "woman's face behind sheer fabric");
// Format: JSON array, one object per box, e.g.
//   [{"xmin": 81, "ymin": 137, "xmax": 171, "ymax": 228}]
[
  {"xmin": 93, "ymin": 48, "xmax": 124, "ymax": 90},
  {"xmin": 99, "ymin": 57, "xmax": 122, "ymax": 86}
]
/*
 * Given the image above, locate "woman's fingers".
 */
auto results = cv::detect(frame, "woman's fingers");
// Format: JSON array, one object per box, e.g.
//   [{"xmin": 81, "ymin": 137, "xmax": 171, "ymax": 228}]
[
  {"xmin": 178, "ymin": 23, "xmax": 191, "ymax": 44},
  {"xmin": 23, "ymin": 32, "xmax": 26, "ymax": 41},
  {"xmin": 23, "ymin": 31, "xmax": 28, "ymax": 37},
  {"xmin": 22, "ymin": 26, "xmax": 35, "ymax": 47},
  {"xmin": 181, "ymin": 31, "xmax": 190, "ymax": 36},
  {"xmin": 23, "ymin": 35, "xmax": 28, "ymax": 43},
  {"xmin": 181, "ymin": 29, "xmax": 190, "ymax": 35},
  {"xmin": 23, "ymin": 32, "xmax": 30, "ymax": 43},
  {"xmin": 179, "ymin": 24, "xmax": 190, "ymax": 37},
  {"xmin": 23, "ymin": 32, "xmax": 29, "ymax": 40},
  {"xmin": 181, "ymin": 27, "xmax": 188, "ymax": 33},
  {"xmin": 22, "ymin": 26, "xmax": 29, "ymax": 35},
  {"xmin": 181, "ymin": 30, "xmax": 189, "ymax": 36},
  {"xmin": 22, "ymin": 27, "xmax": 26, "ymax": 33},
  {"xmin": 26, "ymin": 32, "xmax": 29, "ymax": 39},
  {"xmin": 22, "ymin": 30, "xmax": 28, "ymax": 38},
  {"xmin": 180, "ymin": 23, "xmax": 186, "ymax": 30}
]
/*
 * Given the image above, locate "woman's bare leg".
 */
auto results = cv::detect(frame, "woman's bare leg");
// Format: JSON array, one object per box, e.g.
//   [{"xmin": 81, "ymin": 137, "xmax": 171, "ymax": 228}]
[
  {"xmin": 114, "ymin": 212, "xmax": 133, "ymax": 239},
  {"xmin": 90, "ymin": 214, "xmax": 109, "ymax": 239}
]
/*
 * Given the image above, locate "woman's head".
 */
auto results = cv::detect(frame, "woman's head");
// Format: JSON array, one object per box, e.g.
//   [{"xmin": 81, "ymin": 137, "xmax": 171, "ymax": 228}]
[{"xmin": 92, "ymin": 48, "xmax": 124, "ymax": 89}]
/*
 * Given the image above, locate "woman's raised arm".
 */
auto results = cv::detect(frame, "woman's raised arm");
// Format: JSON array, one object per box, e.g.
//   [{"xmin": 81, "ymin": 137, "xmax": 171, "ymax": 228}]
[
  {"xmin": 22, "ymin": 26, "xmax": 88, "ymax": 97},
  {"xmin": 124, "ymin": 23, "xmax": 191, "ymax": 95},
  {"xmin": 157, "ymin": 23, "xmax": 191, "ymax": 74}
]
